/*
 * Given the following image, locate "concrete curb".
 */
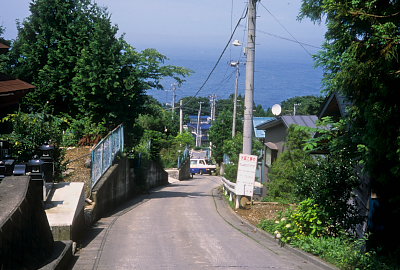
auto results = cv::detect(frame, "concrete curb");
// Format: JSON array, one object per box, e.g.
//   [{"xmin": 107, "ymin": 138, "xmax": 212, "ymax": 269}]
[{"xmin": 214, "ymin": 186, "xmax": 338, "ymax": 270}]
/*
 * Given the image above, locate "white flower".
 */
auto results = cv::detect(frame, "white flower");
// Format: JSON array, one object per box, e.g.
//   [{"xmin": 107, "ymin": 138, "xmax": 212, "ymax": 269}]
[
  {"xmin": 274, "ymin": 230, "xmax": 279, "ymax": 235},
  {"xmin": 276, "ymin": 233, "xmax": 282, "ymax": 239},
  {"xmin": 285, "ymin": 224, "xmax": 291, "ymax": 228},
  {"xmin": 275, "ymin": 220, "xmax": 279, "ymax": 224},
  {"xmin": 281, "ymin": 217, "xmax": 286, "ymax": 222}
]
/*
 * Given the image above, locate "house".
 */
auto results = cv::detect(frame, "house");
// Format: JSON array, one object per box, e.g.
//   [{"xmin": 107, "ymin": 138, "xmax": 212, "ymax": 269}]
[
  {"xmin": 186, "ymin": 115, "xmax": 212, "ymax": 147},
  {"xmin": 256, "ymin": 115, "xmax": 318, "ymax": 164},
  {"xmin": 0, "ymin": 42, "xmax": 36, "ymax": 132},
  {"xmin": 318, "ymin": 92, "xmax": 349, "ymax": 119},
  {"xmin": 319, "ymin": 93, "xmax": 371, "ymax": 238}
]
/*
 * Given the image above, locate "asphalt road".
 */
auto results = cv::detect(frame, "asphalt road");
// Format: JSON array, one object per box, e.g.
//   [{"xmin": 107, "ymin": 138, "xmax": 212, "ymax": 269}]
[{"xmin": 71, "ymin": 175, "xmax": 332, "ymax": 270}]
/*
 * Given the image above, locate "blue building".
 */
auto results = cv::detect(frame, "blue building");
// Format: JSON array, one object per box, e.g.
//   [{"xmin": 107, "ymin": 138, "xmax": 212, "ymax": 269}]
[{"xmin": 186, "ymin": 115, "xmax": 212, "ymax": 147}]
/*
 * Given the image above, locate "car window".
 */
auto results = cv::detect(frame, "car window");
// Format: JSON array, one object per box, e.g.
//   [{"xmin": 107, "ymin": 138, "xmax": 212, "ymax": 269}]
[
  {"xmin": 200, "ymin": 160, "xmax": 205, "ymax": 165},
  {"xmin": 190, "ymin": 160, "xmax": 197, "ymax": 165}
]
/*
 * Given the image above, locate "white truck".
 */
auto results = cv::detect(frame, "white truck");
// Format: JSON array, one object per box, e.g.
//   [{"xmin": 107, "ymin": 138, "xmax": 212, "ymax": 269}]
[{"xmin": 190, "ymin": 158, "xmax": 216, "ymax": 175}]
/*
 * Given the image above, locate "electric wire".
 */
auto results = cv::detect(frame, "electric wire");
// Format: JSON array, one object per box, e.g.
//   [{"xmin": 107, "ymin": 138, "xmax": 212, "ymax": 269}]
[
  {"xmin": 258, "ymin": 1, "xmax": 315, "ymax": 57},
  {"xmin": 180, "ymin": 6, "xmax": 249, "ymax": 110},
  {"xmin": 257, "ymin": 29, "xmax": 321, "ymax": 49}
]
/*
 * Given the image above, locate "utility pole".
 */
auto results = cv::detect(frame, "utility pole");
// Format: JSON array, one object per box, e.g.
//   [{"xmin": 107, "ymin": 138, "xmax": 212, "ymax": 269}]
[
  {"xmin": 179, "ymin": 100, "xmax": 183, "ymax": 134},
  {"xmin": 231, "ymin": 61, "xmax": 240, "ymax": 138},
  {"xmin": 171, "ymin": 83, "xmax": 177, "ymax": 120},
  {"xmin": 242, "ymin": 0, "xmax": 257, "ymax": 155},
  {"xmin": 293, "ymin": 103, "xmax": 301, "ymax": 116},
  {"xmin": 209, "ymin": 94, "xmax": 216, "ymax": 121},
  {"xmin": 196, "ymin": 102, "xmax": 203, "ymax": 147}
]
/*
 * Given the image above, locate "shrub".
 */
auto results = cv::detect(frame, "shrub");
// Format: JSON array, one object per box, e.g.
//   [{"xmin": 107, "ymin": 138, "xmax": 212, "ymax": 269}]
[
  {"xmin": 295, "ymin": 154, "xmax": 361, "ymax": 232},
  {"xmin": 264, "ymin": 199, "xmax": 333, "ymax": 243},
  {"xmin": 1, "ymin": 112, "xmax": 66, "ymax": 179},
  {"xmin": 224, "ymin": 163, "xmax": 238, "ymax": 183}
]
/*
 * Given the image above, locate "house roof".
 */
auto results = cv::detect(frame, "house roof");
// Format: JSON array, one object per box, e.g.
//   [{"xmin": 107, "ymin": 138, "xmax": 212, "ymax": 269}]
[
  {"xmin": 0, "ymin": 79, "xmax": 36, "ymax": 94},
  {"xmin": 189, "ymin": 115, "xmax": 211, "ymax": 119},
  {"xmin": 318, "ymin": 92, "xmax": 350, "ymax": 119},
  {"xmin": 0, "ymin": 42, "xmax": 10, "ymax": 49},
  {"xmin": 256, "ymin": 115, "xmax": 318, "ymax": 130},
  {"xmin": 253, "ymin": 117, "xmax": 275, "ymax": 138},
  {"xmin": 187, "ymin": 123, "xmax": 211, "ymax": 130}
]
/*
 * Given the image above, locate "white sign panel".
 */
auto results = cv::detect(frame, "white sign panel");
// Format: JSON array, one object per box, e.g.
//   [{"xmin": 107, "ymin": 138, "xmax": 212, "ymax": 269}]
[{"xmin": 235, "ymin": 154, "xmax": 258, "ymax": 196}]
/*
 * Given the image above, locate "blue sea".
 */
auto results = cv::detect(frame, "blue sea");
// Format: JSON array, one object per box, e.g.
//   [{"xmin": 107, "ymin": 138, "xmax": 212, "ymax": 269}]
[{"xmin": 146, "ymin": 50, "xmax": 324, "ymax": 110}]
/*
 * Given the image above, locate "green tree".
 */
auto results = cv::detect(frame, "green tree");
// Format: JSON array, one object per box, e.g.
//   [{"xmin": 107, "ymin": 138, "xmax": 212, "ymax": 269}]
[
  {"xmin": 180, "ymin": 96, "xmax": 210, "ymax": 116},
  {"xmin": 209, "ymin": 110, "xmax": 238, "ymax": 164},
  {"xmin": 280, "ymin": 96, "xmax": 324, "ymax": 115},
  {"xmin": 215, "ymin": 94, "xmax": 244, "ymax": 117},
  {"xmin": 6, "ymin": 0, "xmax": 190, "ymax": 131},
  {"xmin": 300, "ymin": 0, "xmax": 400, "ymax": 252},
  {"xmin": 266, "ymin": 125, "xmax": 315, "ymax": 203}
]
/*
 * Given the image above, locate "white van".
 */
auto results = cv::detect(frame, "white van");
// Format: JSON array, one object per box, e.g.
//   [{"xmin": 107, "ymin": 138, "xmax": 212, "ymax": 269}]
[{"xmin": 190, "ymin": 159, "xmax": 216, "ymax": 175}]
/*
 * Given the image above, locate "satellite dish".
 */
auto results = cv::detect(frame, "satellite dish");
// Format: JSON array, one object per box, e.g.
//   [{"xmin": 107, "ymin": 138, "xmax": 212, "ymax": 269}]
[
  {"xmin": 232, "ymin": 40, "xmax": 242, "ymax": 46},
  {"xmin": 271, "ymin": 104, "xmax": 281, "ymax": 116}
]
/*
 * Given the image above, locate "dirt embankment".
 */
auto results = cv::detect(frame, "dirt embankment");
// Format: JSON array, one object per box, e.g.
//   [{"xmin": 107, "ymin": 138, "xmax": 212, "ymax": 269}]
[
  {"xmin": 234, "ymin": 202, "xmax": 291, "ymax": 226},
  {"xmin": 62, "ymin": 146, "xmax": 92, "ymax": 197}
]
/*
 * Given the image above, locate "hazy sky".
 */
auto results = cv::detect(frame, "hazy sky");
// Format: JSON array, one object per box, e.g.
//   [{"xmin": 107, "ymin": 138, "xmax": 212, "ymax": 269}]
[{"xmin": 1, "ymin": 0, "xmax": 326, "ymax": 59}]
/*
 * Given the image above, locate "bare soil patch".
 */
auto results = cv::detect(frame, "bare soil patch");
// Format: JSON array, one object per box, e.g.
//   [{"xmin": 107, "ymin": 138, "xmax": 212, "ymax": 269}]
[
  {"xmin": 62, "ymin": 146, "xmax": 91, "ymax": 197},
  {"xmin": 234, "ymin": 202, "xmax": 290, "ymax": 226}
]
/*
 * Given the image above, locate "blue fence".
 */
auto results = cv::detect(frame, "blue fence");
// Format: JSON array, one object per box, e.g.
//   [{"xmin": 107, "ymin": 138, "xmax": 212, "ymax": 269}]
[
  {"xmin": 91, "ymin": 124, "xmax": 124, "ymax": 188},
  {"xmin": 177, "ymin": 147, "xmax": 190, "ymax": 169}
]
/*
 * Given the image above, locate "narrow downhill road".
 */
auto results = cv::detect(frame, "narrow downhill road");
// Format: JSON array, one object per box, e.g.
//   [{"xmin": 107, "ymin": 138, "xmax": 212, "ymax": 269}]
[{"xmin": 71, "ymin": 176, "xmax": 330, "ymax": 270}]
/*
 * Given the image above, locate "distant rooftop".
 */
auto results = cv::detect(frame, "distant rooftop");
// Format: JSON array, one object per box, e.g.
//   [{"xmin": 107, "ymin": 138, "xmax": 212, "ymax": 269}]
[
  {"xmin": 253, "ymin": 117, "xmax": 275, "ymax": 138},
  {"xmin": 256, "ymin": 115, "xmax": 318, "ymax": 130}
]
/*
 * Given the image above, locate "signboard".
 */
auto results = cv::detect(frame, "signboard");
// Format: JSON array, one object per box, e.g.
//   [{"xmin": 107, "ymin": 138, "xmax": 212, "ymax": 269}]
[{"xmin": 235, "ymin": 154, "xmax": 258, "ymax": 196}]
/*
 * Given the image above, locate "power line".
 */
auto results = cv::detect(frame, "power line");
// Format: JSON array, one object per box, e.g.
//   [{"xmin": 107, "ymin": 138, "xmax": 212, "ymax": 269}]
[
  {"xmin": 180, "ymin": 6, "xmax": 248, "ymax": 110},
  {"xmin": 257, "ymin": 29, "xmax": 321, "ymax": 49},
  {"xmin": 258, "ymin": 1, "xmax": 315, "ymax": 57}
]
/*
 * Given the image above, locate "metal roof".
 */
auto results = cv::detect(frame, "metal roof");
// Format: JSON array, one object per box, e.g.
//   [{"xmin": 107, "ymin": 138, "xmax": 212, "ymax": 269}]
[
  {"xmin": 256, "ymin": 115, "xmax": 317, "ymax": 130},
  {"xmin": 253, "ymin": 117, "xmax": 275, "ymax": 138},
  {"xmin": 187, "ymin": 123, "xmax": 211, "ymax": 130}
]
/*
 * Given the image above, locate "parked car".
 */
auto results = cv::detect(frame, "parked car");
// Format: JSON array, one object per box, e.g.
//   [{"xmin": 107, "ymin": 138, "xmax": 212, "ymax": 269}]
[{"xmin": 190, "ymin": 158, "xmax": 216, "ymax": 175}]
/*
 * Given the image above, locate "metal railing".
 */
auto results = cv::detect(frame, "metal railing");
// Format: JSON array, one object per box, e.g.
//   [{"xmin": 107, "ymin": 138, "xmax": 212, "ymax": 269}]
[
  {"xmin": 91, "ymin": 124, "xmax": 124, "ymax": 188},
  {"xmin": 221, "ymin": 176, "xmax": 263, "ymax": 208},
  {"xmin": 177, "ymin": 147, "xmax": 190, "ymax": 169}
]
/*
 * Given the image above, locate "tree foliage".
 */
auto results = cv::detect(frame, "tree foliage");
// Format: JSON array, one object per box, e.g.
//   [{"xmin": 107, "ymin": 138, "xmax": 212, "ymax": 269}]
[
  {"xmin": 6, "ymin": 0, "xmax": 190, "ymax": 132},
  {"xmin": 209, "ymin": 110, "xmax": 238, "ymax": 164},
  {"xmin": 266, "ymin": 125, "xmax": 315, "ymax": 204},
  {"xmin": 300, "ymin": 0, "xmax": 400, "ymax": 252},
  {"xmin": 281, "ymin": 95, "xmax": 325, "ymax": 115},
  {"xmin": 179, "ymin": 96, "xmax": 211, "ymax": 117}
]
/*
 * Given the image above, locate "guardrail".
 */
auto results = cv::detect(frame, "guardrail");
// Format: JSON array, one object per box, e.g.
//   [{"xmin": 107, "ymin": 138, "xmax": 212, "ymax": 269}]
[
  {"xmin": 91, "ymin": 124, "xmax": 124, "ymax": 188},
  {"xmin": 221, "ymin": 176, "xmax": 264, "ymax": 209},
  {"xmin": 221, "ymin": 177, "xmax": 241, "ymax": 208}
]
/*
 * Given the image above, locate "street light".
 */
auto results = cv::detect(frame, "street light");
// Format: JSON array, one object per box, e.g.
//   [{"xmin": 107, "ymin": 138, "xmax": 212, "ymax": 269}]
[{"xmin": 231, "ymin": 39, "xmax": 242, "ymax": 138}]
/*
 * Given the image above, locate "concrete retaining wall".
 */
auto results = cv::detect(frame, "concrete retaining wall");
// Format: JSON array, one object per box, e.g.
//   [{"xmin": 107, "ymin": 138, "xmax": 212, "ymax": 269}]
[
  {"xmin": 90, "ymin": 157, "xmax": 168, "ymax": 223},
  {"xmin": 0, "ymin": 176, "xmax": 54, "ymax": 269},
  {"xmin": 178, "ymin": 159, "xmax": 191, "ymax": 180}
]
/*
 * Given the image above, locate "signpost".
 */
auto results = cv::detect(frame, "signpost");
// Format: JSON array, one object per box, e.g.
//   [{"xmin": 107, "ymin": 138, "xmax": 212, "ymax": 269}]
[{"xmin": 235, "ymin": 154, "xmax": 258, "ymax": 201}]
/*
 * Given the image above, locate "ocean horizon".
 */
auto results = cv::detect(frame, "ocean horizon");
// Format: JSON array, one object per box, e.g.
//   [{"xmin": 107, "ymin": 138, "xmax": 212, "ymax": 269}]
[{"xmin": 146, "ymin": 50, "xmax": 324, "ymax": 111}]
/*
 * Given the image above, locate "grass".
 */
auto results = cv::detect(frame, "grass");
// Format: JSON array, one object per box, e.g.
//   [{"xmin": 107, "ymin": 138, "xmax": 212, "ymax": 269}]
[{"xmin": 258, "ymin": 219, "xmax": 398, "ymax": 269}]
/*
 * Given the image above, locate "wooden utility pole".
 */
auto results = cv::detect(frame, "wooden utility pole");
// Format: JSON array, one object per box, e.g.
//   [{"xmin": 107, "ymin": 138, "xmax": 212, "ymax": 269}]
[
  {"xmin": 242, "ymin": 0, "xmax": 257, "ymax": 155},
  {"xmin": 171, "ymin": 83, "xmax": 177, "ymax": 120},
  {"xmin": 179, "ymin": 100, "xmax": 183, "ymax": 134},
  {"xmin": 231, "ymin": 62, "xmax": 240, "ymax": 138}
]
